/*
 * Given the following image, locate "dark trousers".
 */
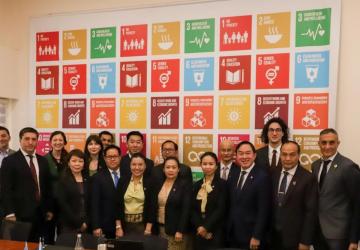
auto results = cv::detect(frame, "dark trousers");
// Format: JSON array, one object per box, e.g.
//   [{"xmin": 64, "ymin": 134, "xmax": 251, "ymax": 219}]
[
  {"xmin": 269, "ymin": 230, "xmax": 297, "ymax": 250},
  {"xmin": 313, "ymin": 226, "xmax": 349, "ymax": 250}
]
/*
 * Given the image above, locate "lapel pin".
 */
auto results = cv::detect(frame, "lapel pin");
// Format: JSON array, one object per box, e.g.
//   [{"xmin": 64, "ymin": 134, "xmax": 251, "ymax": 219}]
[
  {"xmin": 334, "ymin": 164, "xmax": 338, "ymax": 169},
  {"xmin": 292, "ymin": 181, "xmax": 296, "ymax": 186},
  {"xmin": 173, "ymin": 188, "xmax": 176, "ymax": 192},
  {"xmin": 250, "ymin": 176, "xmax": 254, "ymax": 180}
]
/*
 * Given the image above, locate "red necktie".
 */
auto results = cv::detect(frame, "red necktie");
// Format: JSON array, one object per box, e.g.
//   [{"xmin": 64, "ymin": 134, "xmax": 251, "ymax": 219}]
[{"xmin": 28, "ymin": 155, "xmax": 40, "ymax": 201}]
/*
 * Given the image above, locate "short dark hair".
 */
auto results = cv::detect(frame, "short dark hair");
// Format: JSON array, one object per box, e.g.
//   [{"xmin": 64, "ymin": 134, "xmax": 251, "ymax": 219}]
[
  {"xmin": 161, "ymin": 140, "xmax": 178, "ymax": 151},
  {"xmin": 163, "ymin": 156, "xmax": 180, "ymax": 168},
  {"xmin": 200, "ymin": 151, "xmax": 218, "ymax": 164},
  {"xmin": 50, "ymin": 130, "xmax": 67, "ymax": 145},
  {"xmin": 260, "ymin": 117, "xmax": 289, "ymax": 144},
  {"xmin": 99, "ymin": 131, "xmax": 114, "ymax": 142},
  {"xmin": 66, "ymin": 149, "xmax": 85, "ymax": 164},
  {"xmin": 0, "ymin": 126, "xmax": 10, "ymax": 136},
  {"xmin": 320, "ymin": 128, "xmax": 338, "ymax": 137},
  {"xmin": 104, "ymin": 145, "xmax": 121, "ymax": 156},
  {"xmin": 236, "ymin": 141, "xmax": 256, "ymax": 153},
  {"xmin": 281, "ymin": 140, "xmax": 301, "ymax": 154},
  {"xmin": 126, "ymin": 131, "xmax": 143, "ymax": 142},
  {"xmin": 19, "ymin": 127, "xmax": 39, "ymax": 140},
  {"xmin": 130, "ymin": 152, "xmax": 146, "ymax": 165}
]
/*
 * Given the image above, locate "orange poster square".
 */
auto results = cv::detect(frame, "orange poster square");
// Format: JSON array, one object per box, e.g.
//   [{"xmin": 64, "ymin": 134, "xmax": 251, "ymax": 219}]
[
  {"xmin": 293, "ymin": 93, "xmax": 329, "ymax": 129},
  {"xmin": 183, "ymin": 96, "xmax": 213, "ymax": 129},
  {"xmin": 90, "ymin": 98, "xmax": 116, "ymax": 129},
  {"xmin": 65, "ymin": 133, "xmax": 87, "ymax": 152},
  {"xmin": 150, "ymin": 134, "xmax": 179, "ymax": 166}
]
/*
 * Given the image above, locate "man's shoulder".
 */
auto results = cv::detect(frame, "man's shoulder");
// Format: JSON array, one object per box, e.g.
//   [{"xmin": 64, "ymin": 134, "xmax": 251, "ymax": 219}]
[{"xmin": 256, "ymin": 145, "xmax": 269, "ymax": 154}]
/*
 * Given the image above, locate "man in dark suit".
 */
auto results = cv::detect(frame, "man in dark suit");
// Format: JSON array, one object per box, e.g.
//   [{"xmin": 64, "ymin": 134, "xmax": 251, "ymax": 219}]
[
  {"xmin": 255, "ymin": 117, "xmax": 289, "ymax": 172},
  {"xmin": 99, "ymin": 130, "xmax": 114, "ymax": 149},
  {"xmin": 0, "ymin": 127, "xmax": 53, "ymax": 242},
  {"xmin": 216, "ymin": 139, "xmax": 237, "ymax": 181},
  {"xmin": 152, "ymin": 140, "xmax": 192, "ymax": 185},
  {"xmin": 92, "ymin": 145, "xmax": 122, "ymax": 238},
  {"xmin": 120, "ymin": 131, "xmax": 154, "ymax": 178},
  {"xmin": 227, "ymin": 141, "xmax": 271, "ymax": 249},
  {"xmin": 270, "ymin": 141, "xmax": 317, "ymax": 250},
  {"xmin": 312, "ymin": 128, "xmax": 360, "ymax": 250}
]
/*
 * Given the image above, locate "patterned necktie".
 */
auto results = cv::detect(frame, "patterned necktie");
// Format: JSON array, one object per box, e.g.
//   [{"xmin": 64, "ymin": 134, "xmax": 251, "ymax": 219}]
[
  {"xmin": 271, "ymin": 149, "xmax": 277, "ymax": 168},
  {"xmin": 237, "ymin": 170, "xmax": 247, "ymax": 189},
  {"xmin": 221, "ymin": 166, "xmax": 228, "ymax": 180},
  {"xmin": 319, "ymin": 160, "xmax": 331, "ymax": 189},
  {"xmin": 278, "ymin": 171, "xmax": 288, "ymax": 206},
  {"xmin": 112, "ymin": 170, "xmax": 119, "ymax": 187},
  {"xmin": 28, "ymin": 155, "xmax": 40, "ymax": 201}
]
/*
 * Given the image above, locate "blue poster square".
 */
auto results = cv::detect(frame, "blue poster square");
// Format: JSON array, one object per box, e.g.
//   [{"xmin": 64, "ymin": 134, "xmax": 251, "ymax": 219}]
[
  {"xmin": 90, "ymin": 62, "xmax": 116, "ymax": 93},
  {"xmin": 184, "ymin": 57, "xmax": 214, "ymax": 91}
]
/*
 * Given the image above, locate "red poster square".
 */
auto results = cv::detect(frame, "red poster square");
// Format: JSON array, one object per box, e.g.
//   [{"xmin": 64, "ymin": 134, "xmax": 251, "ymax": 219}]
[
  {"xmin": 36, "ymin": 66, "xmax": 59, "ymax": 95},
  {"xmin": 90, "ymin": 98, "xmax": 116, "ymax": 129},
  {"xmin": 220, "ymin": 15, "xmax": 252, "ymax": 51},
  {"xmin": 256, "ymin": 53, "xmax": 289, "ymax": 89},
  {"xmin": 36, "ymin": 132, "xmax": 51, "ymax": 156},
  {"xmin": 293, "ymin": 93, "xmax": 329, "ymax": 129},
  {"xmin": 36, "ymin": 32, "xmax": 59, "ymax": 61},
  {"xmin": 151, "ymin": 59, "xmax": 180, "ymax": 92},
  {"xmin": 255, "ymin": 94, "xmax": 289, "ymax": 129},
  {"xmin": 62, "ymin": 99, "xmax": 87, "ymax": 128},
  {"xmin": 120, "ymin": 24, "xmax": 147, "ymax": 57},
  {"xmin": 151, "ymin": 97, "xmax": 179, "ymax": 129},
  {"xmin": 183, "ymin": 96, "xmax": 213, "ymax": 129},
  {"xmin": 63, "ymin": 64, "xmax": 87, "ymax": 94},
  {"xmin": 120, "ymin": 61, "xmax": 147, "ymax": 93},
  {"xmin": 119, "ymin": 133, "xmax": 147, "ymax": 156},
  {"xmin": 219, "ymin": 55, "xmax": 251, "ymax": 90}
]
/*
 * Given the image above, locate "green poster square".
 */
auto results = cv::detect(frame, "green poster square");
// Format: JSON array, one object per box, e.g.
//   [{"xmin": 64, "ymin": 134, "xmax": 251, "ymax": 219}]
[
  {"xmin": 185, "ymin": 18, "xmax": 215, "ymax": 53},
  {"xmin": 296, "ymin": 8, "xmax": 331, "ymax": 47},
  {"xmin": 91, "ymin": 27, "xmax": 116, "ymax": 58}
]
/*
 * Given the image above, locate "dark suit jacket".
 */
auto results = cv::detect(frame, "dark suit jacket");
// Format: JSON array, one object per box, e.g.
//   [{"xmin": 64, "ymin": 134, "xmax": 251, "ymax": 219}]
[
  {"xmin": 312, "ymin": 153, "xmax": 360, "ymax": 243},
  {"xmin": 0, "ymin": 150, "xmax": 53, "ymax": 221},
  {"xmin": 115, "ymin": 174, "xmax": 156, "ymax": 230},
  {"xmin": 56, "ymin": 168, "xmax": 89, "ymax": 231},
  {"xmin": 271, "ymin": 165, "xmax": 318, "ymax": 247},
  {"xmin": 120, "ymin": 154, "xmax": 154, "ymax": 178},
  {"xmin": 215, "ymin": 162, "xmax": 238, "ymax": 181},
  {"xmin": 154, "ymin": 177, "xmax": 192, "ymax": 236},
  {"xmin": 227, "ymin": 165, "xmax": 271, "ymax": 245},
  {"xmin": 91, "ymin": 168, "xmax": 119, "ymax": 234},
  {"xmin": 152, "ymin": 163, "xmax": 193, "ymax": 186},
  {"xmin": 255, "ymin": 146, "xmax": 282, "ymax": 172},
  {"xmin": 191, "ymin": 175, "xmax": 227, "ymax": 235}
]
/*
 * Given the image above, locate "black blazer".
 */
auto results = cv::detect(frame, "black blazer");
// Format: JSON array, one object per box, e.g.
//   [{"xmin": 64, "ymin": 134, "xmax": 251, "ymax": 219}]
[
  {"xmin": 191, "ymin": 175, "xmax": 227, "ymax": 234},
  {"xmin": 154, "ymin": 177, "xmax": 192, "ymax": 236},
  {"xmin": 215, "ymin": 162, "xmax": 238, "ymax": 181},
  {"xmin": 255, "ymin": 146, "xmax": 282, "ymax": 172},
  {"xmin": 271, "ymin": 165, "xmax": 318, "ymax": 248},
  {"xmin": 227, "ymin": 165, "xmax": 272, "ymax": 244},
  {"xmin": 120, "ymin": 154, "xmax": 154, "ymax": 178},
  {"xmin": 116, "ymin": 175, "xmax": 156, "ymax": 229},
  {"xmin": 152, "ymin": 163, "xmax": 193, "ymax": 186},
  {"xmin": 91, "ymin": 168, "xmax": 119, "ymax": 233},
  {"xmin": 56, "ymin": 168, "xmax": 89, "ymax": 231},
  {"xmin": 0, "ymin": 150, "xmax": 53, "ymax": 221}
]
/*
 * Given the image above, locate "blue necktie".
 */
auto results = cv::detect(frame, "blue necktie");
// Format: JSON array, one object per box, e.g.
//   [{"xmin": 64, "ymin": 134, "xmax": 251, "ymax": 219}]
[{"xmin": 112, "ymin": 171, "xmax": 119, "ymax": 187}]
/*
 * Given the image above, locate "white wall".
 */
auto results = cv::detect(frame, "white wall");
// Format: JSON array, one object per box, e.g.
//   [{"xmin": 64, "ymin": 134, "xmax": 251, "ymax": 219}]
[{"xmin": 1, "ymin": 0, "xmax": 359, "ymax": 164}]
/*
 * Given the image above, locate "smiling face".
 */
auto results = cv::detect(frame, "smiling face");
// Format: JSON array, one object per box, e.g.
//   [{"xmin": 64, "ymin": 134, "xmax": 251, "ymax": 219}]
[
  {"xmin": 127, "ymin": 135, "xmax": 143, "ymax": 154},
  {"xmin": 68, "ymin": 155, "xmax": 84, "ymax": 174},
  {"xmin": 318, "ymin": 132, "xmax": 340, "ymax": 159},
  {"xmin": 163, "ymin": 159, "xmax": 180, "ymax": 180},
  {"xmin": 0, "ymin": 130, "xmax": 10, "ymax": 151},
  {"xmin": 100, "ymin": 134, "xmax": 113, "ymax": 148},
  {"xmin": 104, "ymin": 148, "xmax": 121, "ymax": 171},
  {"xmin": 201, "ymin": 155, "xmax": 217, "ymax": 177},
  {"xmin": 20, "ymin": 132, "xmax": 38, "ymax": 155},
  {"xmin": 87, "ymin": 140, "xmax": 101, "ymax": 156},
  {"xmin": 236, "ymin": 144, "xmax": 256, "ymax": 170},
  {"xmin": 51, "ymin": 134, "xmax": 65, "ymax": 152},
  {"xmin": 130, "ymin": 156, "xmax": 146, "ymax": 178},
  {"xmin": 267, "ymin": 122, "xmax": 284, "ymax": 147}
]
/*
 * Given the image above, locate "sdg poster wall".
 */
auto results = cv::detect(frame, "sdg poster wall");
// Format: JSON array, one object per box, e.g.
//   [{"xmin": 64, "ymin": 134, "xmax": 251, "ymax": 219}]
[{"xmin": 30, "ymin": 0, "xmax": 340, "ymax": 178}]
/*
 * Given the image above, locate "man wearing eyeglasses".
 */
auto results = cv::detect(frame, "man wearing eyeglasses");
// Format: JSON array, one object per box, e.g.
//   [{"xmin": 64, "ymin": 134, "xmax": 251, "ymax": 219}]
[
  {"xmin": 151, "ymin": 140, "xmax": 193, "ymax": 185},
  {"xmin": 255, "ymin": 117, "xmax": 289, "ymax": 172},
  {"xmin": 91, "ymin": 145, "xmax": 122, "ymax": 238},
  {"xmin": 312, "ymin": 128, "xmax": 360, "ymax": 250}
]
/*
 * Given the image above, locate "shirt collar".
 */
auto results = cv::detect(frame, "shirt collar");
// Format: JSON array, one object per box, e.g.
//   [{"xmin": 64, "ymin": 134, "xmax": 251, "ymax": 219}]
[
  {"xmin": 130, "ymin": 176, "xmax": 143, "ymax": 184},
  {"xmin": 220, "ymin": 161, "xmax": 232, "ymax": 169},
  {"xmin": 322, "ymin": 152, "xmax": 337, "ymax": 162},
  {"xmin": 108, "ymin": 168, "xmax": 120, "ymax": 176},
  {"xmin": 269, "ymin": 144, "xmax": 281, "ymax": 153},
  {"xmin": 241, "ymin": 162, "xmax": 255, "ymax": 173},
  {"xmin": 20, "ymin": 148, "xmax": 35, "ymax": 158},
  {"xmin": 282, "ymin": 165, "xmax": 298, "ymax": 176}
]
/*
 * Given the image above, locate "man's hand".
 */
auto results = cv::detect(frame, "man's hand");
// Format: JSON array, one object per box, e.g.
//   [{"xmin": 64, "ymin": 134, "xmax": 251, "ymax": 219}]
[
  {"xmin": 174, "ymin": 232, "xmax": 183, "ymax": 242},
  {"xmin": 80, "ymin": 223, "xmax": 87, "ymax": 232},
  {"xmin": 115, "ymin": 227, "xmax": 124, "ymax": 238},
  {"xmin": 249, "ymin": 237, "xmax": 260, "ymax": 249},
  {"xmin": 93, "ymin": 228, "xmax": 102, "ymax": 237},
  {"xmin": 46, "ymin": 212, "xmax": 54, "ymax": 221},
  {"xmin": 5, "ymin": 215, "xmax": 16, "ymax": 221},
  {"xmin": 298, "ymin": 243, "xmax": 310, "ymax": 250},
  {"xmin": 196, "ymin": 226, "xmax": 207, "ymax": 238},
  {"xmin": 348, "ymin": 243, "xmax": 358, "ymax": 250}
]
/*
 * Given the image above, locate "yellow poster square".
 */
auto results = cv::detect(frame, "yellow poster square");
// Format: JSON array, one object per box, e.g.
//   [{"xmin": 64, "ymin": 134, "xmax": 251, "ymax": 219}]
[
  {"xmin": 152, "ymin": 22, "xmax": 180, "ymax": 55},
  {"xmin": 36, "ymin": 99, "xmax": 59, "ymax": 128},
  {"xmin": 63, "ymin": 29, "xmax": 87, "ymax": 60},
  {"xmin": 219, "ymin": 95, "xmax": 250, "ymax": 129},
  {"xmin": 119, "ymin": 97, "xmax": 147, "ymax": 129},
  {"xmin": 257, "ymin": 12, "xmax": 290, "ymax": 49}
]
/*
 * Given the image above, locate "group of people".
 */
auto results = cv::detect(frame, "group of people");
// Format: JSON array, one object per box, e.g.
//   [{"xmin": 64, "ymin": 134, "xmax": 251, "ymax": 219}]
[{"xmin": 0, "ymin": 117, "xmax": 359, "ymax": 250}]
